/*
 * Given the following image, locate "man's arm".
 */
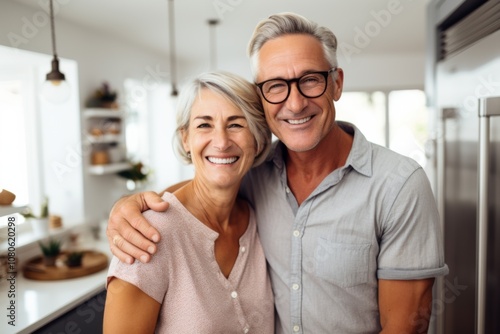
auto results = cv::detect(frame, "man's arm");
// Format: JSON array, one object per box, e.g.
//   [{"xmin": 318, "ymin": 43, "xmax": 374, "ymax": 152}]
[
  {"xmin": 106, "ymin": 181, "xmax": 190, "ymax": 264},
  {"xmin": 107, "ymin": 191, "xmax": 167, "ymax": 264},
  {"xmin": 378, "ymin": 278, "xmax": 434, "ymax": 334}
]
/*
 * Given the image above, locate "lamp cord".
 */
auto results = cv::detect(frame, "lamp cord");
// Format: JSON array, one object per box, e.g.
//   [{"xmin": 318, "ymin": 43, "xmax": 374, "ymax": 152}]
[
  {"xmin": 168, "ymin": 0, "xmax": 178, "ymax": 95},
  {"xmin": 49, "ymin": 0, "xmax": 57, "ymax": 58}
]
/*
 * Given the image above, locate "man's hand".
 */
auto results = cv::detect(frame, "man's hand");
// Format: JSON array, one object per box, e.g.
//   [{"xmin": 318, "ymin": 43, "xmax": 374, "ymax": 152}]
[{"xmin": 106, "ymin": 191, "xmax": 168, "ymax": 264}]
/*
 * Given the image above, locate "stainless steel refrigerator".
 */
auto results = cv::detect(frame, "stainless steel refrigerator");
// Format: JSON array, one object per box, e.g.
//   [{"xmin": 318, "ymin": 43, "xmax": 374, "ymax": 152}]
[{"xmin": 427, "ymin": 1, "xmax": 500, "ymax": 333}]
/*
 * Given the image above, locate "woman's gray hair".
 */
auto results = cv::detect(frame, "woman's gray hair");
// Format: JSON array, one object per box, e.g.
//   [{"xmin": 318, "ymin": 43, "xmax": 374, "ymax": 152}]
[
  {"xmin": 247, "ymin": 12, "xmax": 338, "ymax": 80},
  {"xmin": 173, "ymin": 71, "xmax": 272, "ymax": 167}
]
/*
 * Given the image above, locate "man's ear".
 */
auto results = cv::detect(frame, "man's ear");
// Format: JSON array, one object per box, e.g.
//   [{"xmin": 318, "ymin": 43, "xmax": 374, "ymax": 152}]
[{"xmin": 333, "ymin": 67, "xmax": 344, "ymax": 101}]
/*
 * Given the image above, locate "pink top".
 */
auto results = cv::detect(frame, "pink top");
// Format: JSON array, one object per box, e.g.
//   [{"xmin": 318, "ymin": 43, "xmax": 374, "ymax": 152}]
[{"xmin": 107, "ymin": 192, "xmax": 274, "ymax": 333}]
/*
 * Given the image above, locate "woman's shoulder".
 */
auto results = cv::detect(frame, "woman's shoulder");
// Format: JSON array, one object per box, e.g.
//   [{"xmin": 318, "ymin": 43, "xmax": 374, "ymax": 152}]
[{"xmin": 142, "ymin": 192, "xmax": 189, "ymax": 231}]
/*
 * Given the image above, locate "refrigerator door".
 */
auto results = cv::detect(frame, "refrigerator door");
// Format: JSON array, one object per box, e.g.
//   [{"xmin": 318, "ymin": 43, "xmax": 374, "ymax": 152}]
[{"xmin": 436, "ymin": 29, "xmax": 500, "ymax": 334}]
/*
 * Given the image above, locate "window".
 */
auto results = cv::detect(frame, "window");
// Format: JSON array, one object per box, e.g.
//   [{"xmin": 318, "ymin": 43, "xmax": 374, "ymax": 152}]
[
  {"xmin": 337, "ymin": 89, "xmax": 429, "ymax": 168},
  {"xmin": 0, "ymin": 80, "xmax": 29, "ymax": 206}
]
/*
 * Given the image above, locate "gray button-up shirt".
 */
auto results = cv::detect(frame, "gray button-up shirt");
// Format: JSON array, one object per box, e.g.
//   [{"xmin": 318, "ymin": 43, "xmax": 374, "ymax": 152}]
[{"xmin": 241, "ymin": 122, "xmax": 448, "ymax": 334}]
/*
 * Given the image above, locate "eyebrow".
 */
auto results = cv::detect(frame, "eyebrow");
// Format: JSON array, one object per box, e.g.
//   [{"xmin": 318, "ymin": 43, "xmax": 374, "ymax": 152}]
[{"xmin": 193, "ymin": 115, "xmax": 247, "ymax": 121}]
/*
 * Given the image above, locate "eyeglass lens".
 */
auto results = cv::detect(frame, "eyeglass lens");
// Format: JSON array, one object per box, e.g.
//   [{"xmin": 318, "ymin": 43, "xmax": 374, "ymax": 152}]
[{"xmin": 261, "ymin": 72, "xmax": 328, "ymax": 104}]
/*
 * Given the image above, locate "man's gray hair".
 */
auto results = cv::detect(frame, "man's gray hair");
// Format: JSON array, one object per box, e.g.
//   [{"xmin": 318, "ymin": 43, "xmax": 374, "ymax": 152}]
[{"xmin": 247, "ymin": 12, "xmax": 339, "ymax": 80}]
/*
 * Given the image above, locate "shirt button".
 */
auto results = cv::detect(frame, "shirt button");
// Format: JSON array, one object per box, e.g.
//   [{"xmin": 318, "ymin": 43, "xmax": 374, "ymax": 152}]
[
  {"xmin": 293, "ymin": 325, "xmax": 300, "ymax": 332},
  {"xmin": 240, "ymin": 246, "xmax": 246, "ymax": 253},
  {"xmin": 285, "ymin": 187, "xmax": 290, "ymax": 193},
  {"xmin": 231, "ymin": 291, "xmax": 238, "ymax": 299},
  {"xmin": 293, "ymin": 230, "xmax": 300, "ymax": 237},
  {"xmin": 292, "ymin": 283, "xmax": 300, "ymax": 290}
]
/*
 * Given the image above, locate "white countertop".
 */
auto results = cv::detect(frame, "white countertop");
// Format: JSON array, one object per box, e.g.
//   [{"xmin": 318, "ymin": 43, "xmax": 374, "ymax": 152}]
[{"xmin": 0, "ymin": 239, "xmax": 112, "ymax": 334}]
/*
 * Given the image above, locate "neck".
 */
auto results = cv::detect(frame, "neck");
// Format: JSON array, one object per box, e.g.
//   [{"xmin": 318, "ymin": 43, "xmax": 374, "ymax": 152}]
[
  {"xmin": 175, "ymin": 179, "xmax": 239, "ymax": 232},
  {"xmin": 285, "ymin": 123, "xmax": 353, "ymax": 204}
]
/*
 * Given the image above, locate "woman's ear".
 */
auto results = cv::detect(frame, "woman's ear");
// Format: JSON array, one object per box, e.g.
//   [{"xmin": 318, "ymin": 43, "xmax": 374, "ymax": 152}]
[{"xmin": 181, "ymin": 128, "xmax": 190, "ymax": 154}]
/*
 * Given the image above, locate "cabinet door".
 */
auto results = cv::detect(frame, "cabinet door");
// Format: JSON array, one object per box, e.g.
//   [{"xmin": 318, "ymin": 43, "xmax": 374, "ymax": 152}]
[{"xmin": 33, "ymin": 289, "xmax": 107, "ymax": 334}]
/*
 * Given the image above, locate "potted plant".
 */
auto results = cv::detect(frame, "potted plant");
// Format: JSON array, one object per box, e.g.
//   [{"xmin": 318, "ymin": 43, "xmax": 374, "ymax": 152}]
[
  {"xmin": 22, "ymin": 197, "xmax": 50, "ymax": 236},
  {"xmin": 65, "ymin": 251, "xmax": 84, "ymax": 267},
  {"xmin": 39, "ymin": 238, "xmax": 61, "ymax": 266},
  {"xmin": 21, "ymin": 197, "xmax": 50, "ymax": 237}
]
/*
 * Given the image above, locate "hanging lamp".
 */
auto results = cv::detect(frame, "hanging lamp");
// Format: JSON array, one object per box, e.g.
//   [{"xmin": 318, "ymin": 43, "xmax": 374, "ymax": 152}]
[
  {"xmin": 207, "ymin": 19, "xmax": 219, "ymax": 70},
  {"xmin": 168, "ymin": 0, "xmax": 178, "ymax": 96},
  {"xmin": 41, "ymin": 0, "xmax": 70, "ymax": 104}
]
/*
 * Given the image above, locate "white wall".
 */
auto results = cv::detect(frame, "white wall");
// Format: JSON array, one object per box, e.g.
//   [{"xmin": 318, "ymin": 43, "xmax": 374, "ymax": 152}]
[
  {"xmin": 0, "ymin": 1, "xmax": 426, "ymax": 225},
  {"xmin": 0, "ymin": 1, "xmax": 172, "ymax": 225}
]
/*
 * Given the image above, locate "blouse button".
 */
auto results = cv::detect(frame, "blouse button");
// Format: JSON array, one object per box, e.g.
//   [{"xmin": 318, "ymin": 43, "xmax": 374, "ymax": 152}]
[{"xmin": 231, "ymin": 291, "xmax": 238, "ymax": 299}]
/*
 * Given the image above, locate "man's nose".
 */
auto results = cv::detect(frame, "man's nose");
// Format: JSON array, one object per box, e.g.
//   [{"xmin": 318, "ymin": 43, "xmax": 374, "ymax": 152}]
[{"xmin": 285, "ymin": 82, "xmax": 308, "ymax": 113}]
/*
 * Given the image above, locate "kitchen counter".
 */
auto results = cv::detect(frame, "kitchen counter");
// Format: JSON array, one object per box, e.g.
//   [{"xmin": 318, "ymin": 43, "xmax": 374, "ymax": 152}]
[{"xmin": 0, "ymin": 238, "xmax": 112, "ymax": 334}]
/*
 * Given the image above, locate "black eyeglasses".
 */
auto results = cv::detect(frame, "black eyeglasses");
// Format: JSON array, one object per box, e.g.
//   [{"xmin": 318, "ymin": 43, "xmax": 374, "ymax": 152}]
[{"xmin": 256, "ymin": 68, "xmax": 337, "ymax": 104}]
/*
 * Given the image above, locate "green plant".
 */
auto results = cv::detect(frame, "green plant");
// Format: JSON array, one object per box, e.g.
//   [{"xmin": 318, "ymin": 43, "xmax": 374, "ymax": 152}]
[
  {"xmin": 21, "ymin": 197, "xmax": 49, "ymax": 219},
  {"xmin": 66, "ymin": 251, "xmax": 84, "ymax": 267},
  {"xmin": 39, "ymin": 238, "xmax": 61, "ymax": 257},
  {"xmin": 117, "ymin": 161, "xmax": 150, "ymax": 182}
]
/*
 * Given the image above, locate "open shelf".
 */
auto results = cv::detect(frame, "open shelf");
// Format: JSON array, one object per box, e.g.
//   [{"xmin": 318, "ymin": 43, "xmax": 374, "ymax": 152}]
[{"xmin": 88, "ymin": 162, "xmax": 130, "ymax": 175}]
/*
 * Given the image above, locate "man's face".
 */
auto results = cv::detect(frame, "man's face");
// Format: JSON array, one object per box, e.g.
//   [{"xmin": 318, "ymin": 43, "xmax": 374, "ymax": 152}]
[{"xmin": 256, "ymin": 34, "xmax": 343, "ymax": 153}]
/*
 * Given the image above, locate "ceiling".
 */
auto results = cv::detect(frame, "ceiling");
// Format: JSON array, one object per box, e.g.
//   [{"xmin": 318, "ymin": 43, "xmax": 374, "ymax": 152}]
[{"xmin": 11, "ymin": 0, "xmax": 431, "ymax": 78}]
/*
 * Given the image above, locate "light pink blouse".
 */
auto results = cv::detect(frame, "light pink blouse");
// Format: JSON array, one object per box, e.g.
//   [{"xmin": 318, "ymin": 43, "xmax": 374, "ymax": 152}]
[{"xmin": 107, "ymin": 192, "xmax": 274, "ymax": 333}]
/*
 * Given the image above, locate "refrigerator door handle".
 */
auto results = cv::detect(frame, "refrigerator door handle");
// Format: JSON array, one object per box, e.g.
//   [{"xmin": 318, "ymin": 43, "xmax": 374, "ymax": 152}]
[
  {"xmin": 477, "ymin": 96, "xmax": 500, "ymax": 334},
  {"xmin": 436, "ymin": 107, "xmax": 457, "ymax": 334}
]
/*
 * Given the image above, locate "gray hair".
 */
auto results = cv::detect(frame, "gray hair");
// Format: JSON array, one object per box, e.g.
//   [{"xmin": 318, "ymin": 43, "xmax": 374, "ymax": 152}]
[
  {"xmin": 173, "ymin": 71, "xmax": 271, "ymax": 167},
  {"xmin": 247, "ymin": 12, "xmax": 338, "ymax": 80}
]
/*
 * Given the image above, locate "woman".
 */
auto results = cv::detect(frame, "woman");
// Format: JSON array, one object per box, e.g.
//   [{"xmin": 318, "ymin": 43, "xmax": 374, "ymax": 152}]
[{"xmin": 103, "ymin": 71, "xmax": 274, "ymax": 333}]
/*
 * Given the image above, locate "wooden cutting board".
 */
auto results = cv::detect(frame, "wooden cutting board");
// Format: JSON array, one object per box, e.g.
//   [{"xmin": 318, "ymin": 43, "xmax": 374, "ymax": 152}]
[{"xmin": 23, "ymin": 250, "xmax": 108, "ymax": 281}]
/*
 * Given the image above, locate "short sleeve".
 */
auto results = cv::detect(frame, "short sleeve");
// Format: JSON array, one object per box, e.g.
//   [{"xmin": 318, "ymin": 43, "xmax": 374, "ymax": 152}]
[
  {"xmin": 377, "ymin": 168, "xmax": 449, "ymax": 280},
  {"xmin": 106, "ymin": 210, "xmax": 169, "ymax": 304}
]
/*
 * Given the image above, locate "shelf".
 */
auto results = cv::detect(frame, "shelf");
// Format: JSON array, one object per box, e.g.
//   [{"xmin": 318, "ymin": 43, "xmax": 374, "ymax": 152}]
[
  {"xmin": 0, "ymin": 204, "xmax": 28, "ymax": 217},
  {"xmin": 84, "ymin": 108, "xmax": 123, "ymax": 118},
  {"xmin": 87, "ymin": 134, "xmax": 122, "ymax": 144},
  {"xmin": 88, "ymin": 162, "xmax": 130, "ymax": 175}
]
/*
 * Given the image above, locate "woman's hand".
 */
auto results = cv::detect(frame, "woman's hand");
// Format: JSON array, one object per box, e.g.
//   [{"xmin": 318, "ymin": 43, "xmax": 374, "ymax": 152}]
[{"xmin": 106, "ymin": 191, "xmax": 168, "ymax": 264}]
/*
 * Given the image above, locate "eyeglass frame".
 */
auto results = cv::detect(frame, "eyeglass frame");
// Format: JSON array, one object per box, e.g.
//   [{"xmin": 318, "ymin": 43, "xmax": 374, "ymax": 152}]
[{"xmin": 255, "ymin": 67, "xmax": 337, "ymax": 104}]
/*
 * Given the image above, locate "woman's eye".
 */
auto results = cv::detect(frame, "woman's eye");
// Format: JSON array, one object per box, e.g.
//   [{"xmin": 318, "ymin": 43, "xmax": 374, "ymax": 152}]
[
  {"xmin": 228, "ymin": 123, "xmax": 243, "ymax": 128},
  {"xmin": 197, "ymin": 123, "xmax": 210, "ymax": 128}
]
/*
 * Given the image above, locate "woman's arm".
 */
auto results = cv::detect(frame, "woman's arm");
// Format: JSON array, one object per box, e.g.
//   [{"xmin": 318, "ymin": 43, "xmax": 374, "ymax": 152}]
[{"xmin": 104, "ymin": 278, "xmax": 161, "ymax": 334}]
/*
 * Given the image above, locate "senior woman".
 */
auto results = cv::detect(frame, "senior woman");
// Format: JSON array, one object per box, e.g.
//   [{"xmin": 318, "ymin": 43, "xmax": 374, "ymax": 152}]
[{"xmin": 103, "ymin": 71, "xmax": 274, "ymax": 333}]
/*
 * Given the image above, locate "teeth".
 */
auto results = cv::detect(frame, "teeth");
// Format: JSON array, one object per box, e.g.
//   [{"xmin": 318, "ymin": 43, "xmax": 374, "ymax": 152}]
[
  {"xmin": 207, "ymin": 157, "xmax": 238, "ymax": 164},
  {"xmin": 287, "ymin": 116, "xmax": 311, "ymax": 125}
]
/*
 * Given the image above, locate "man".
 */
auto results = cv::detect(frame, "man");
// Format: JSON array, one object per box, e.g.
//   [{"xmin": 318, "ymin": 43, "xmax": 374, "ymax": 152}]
[{"xmin": 107, "ymin": 12, "xmax": 448, "ymax": 333}]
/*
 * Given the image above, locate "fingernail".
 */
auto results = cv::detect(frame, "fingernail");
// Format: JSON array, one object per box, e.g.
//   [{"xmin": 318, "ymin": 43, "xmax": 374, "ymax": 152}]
[
  {"xmin": 140, "ymin": 255, "xmax": 149, "ymax": 263},
  {"xmin": 148, "ymin": 246, "xmax": 155, "ymax": 254},
  {"xmin": 152, "ymin": 234, "xmax": 160, "ymax": 243},
  {"xmin": 127, "ymin": 257, "xmax": 134, "ymax": 265}
]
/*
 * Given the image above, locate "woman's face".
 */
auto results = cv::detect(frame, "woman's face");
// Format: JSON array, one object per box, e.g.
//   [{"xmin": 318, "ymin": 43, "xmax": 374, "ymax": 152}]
[{"xmin": 182, "ymin": 88, "xmax": 257, "ymax": 190}]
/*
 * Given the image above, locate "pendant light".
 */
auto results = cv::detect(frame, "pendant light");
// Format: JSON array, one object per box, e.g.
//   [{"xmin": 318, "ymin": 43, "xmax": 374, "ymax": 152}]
[
  {"xmin": 168, "ymin": 0, "xmax": 178, "ymax": 96},
  {"xmin": 41, "ymin": 0, "xmax": 70, "ymax": 104},
  {"xmin": 208, "ymin": 19, "xmax": 219, "ymax": 70}
]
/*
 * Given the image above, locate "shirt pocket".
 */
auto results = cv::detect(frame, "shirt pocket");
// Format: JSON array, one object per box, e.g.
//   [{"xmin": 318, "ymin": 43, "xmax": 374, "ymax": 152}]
[{"xmin": 314, "ymin": 238, "xmax": 371, "ymax": 288}]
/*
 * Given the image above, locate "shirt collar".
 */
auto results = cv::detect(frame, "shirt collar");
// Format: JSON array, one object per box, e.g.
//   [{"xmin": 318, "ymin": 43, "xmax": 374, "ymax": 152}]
[{"xmin": 267, "ymin": 121, "xmax": 373, "ymax": 177}]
